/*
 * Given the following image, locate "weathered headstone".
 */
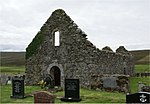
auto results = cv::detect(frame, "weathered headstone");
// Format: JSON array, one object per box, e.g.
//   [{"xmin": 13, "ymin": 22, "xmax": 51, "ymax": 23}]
[
  {"xmin": 7, "ymin": 76, "xmax": 12, "ymax": 85},
  {"xmin": 34, "ymin": 91, "xmax": 54, "ymax": 103},
  {"xmin": 10, "ymin": 75, "xmax": 24, "ymax": 99},
  {"xmin": 102, "ymin": 77, "xmax": 117, "ymax": 88},
  {"xmin": 138, "ymin": 82, "xmax": 145, "ymax": 92},
  {"xmin": 61, "ymin": 79, "xmax": 81, "ymax": 102},
  {"xmin": 44, "ymin": 74, "xmax": 54, "ymax": 88},
  {"xmin": 0, "ymin": 74, "xmax": 8, "ymax": 85},
  {"xmin": 126, "ymin": 92, "xmax": 150, "ymax": 103}
]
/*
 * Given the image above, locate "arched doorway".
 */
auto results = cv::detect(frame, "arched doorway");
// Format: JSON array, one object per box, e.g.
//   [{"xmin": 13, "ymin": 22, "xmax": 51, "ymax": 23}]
[
  {"xmin": 47, "ymin": 63, "xmax": 64, "ymax": 87},
  {"xmin": 50, "ymin": 66, "xmax": 61, "ymax": 86}
]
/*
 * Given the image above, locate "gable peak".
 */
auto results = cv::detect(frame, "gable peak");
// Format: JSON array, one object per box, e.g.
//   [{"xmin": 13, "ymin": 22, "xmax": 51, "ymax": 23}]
[{"xmin": 51, "ymin": 9, "xmax": 66, "ymax": 16}]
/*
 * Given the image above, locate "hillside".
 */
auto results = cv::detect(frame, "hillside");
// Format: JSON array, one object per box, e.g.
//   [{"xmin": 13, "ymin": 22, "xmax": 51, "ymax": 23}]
[
  {"xmin": 130, "ymin": 50, "xmax": 150, "ymax": 64},
  {"xmin": 1, "ymin": 52, "xmax": 25, "ymax": 66},
  {"xmin": 0, "ymin": 50, "xmax": 149, "ymax": 66}
]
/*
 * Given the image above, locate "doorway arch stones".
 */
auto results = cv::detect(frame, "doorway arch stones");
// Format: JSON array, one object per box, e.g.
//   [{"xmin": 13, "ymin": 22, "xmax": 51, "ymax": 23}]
[{"xmin": 47, "ymin": 63, "xmax": 64, "ymax": 87}]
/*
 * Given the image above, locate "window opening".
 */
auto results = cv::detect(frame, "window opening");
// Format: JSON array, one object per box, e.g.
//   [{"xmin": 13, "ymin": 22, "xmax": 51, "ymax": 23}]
[{"xmin": 54, "ymin": 31, "xmax": 60, "ymax": 46}]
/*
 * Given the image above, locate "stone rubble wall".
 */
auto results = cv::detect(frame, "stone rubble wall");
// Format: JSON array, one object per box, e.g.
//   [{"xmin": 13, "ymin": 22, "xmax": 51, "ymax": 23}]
[
  {"xmin": 25, "ymin": 9, "xmax": 134, "ymax": 89},
  {"xmin": 90, "ymin": 74, "xmax": 130, "ymax": 93}
]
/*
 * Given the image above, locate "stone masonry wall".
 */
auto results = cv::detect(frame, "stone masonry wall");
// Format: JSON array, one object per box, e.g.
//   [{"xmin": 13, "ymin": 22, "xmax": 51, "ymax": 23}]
[
  {"xmin": 25, "ymin": 9, "xmax": 134, "ymax": 88},
  {"xmin": 91, "ymin": 74, "xmax": 130, "ymax": 93}
]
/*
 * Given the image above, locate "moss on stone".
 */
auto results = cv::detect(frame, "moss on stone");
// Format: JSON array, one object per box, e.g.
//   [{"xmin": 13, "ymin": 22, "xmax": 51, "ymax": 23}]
[{"xmin": 26, "ymin": 31, "xmax": 44, "ymax": 59}]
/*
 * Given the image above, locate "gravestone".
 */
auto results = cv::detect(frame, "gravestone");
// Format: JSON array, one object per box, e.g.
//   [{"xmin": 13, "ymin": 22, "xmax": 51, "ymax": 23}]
[
  {"xmin": 44, "ymin": 74, "xmax": 54, "ymax": 88},
  {"xmin": 126, "ymin": 92, "xmax": 150, "ymax": 103},
  {"xmin": 138, "ymin": 82, "xmax": 145, "ymax": 92},
  {"xmin": 10, "ymin": 75, "xmax": 24, "ymax": 99},
  {"xmin": 34, "ymin": 91, "xmax": 54, "ymax": 103},
  {"xmin": 61, "ymin": 79, "xmax": 81, "ymax": 102},
  {"xmin": 102, "ymin": 77, "xmax": 117, "ymax": 88},
  {"xmin": 142, "ymin": 86, "xmax": 150, "ymax": 92},
  {"xmin": 7, "ymin": 76, "xmax": 12, "ymax": 85},
  {"xmin": 0, "ymin": 74, "xmax": 8, "ymax": 85}
]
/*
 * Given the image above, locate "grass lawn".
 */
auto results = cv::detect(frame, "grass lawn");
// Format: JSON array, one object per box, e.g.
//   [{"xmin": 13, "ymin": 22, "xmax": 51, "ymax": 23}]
[
  {"xmin": 0, "ymin": 65, "xmax": 149, "ymax": 103},
  {"xmin": 0, "ymin": 85, "xmax": 126, "ymax": 103},
  {"xmin": 1, "ymin": 76, "xmax": 149, "ymax": 103},
  {"xmin": 130, "ymin": 77, "xmax": 150, "ymax": 93},
  {"xmin": 0, "ymin": 85, "xmax": 41, "ymax": 103}
]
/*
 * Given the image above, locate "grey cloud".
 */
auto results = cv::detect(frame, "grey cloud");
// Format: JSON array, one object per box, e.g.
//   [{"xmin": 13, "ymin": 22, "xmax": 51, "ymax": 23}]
[
  {"xmin": 0, "ymin": 0, "xmax": 149, "ymax": 51},
  {"xmin": 0, "ymin": 44, "xmax": 26, "ymax": 52}
]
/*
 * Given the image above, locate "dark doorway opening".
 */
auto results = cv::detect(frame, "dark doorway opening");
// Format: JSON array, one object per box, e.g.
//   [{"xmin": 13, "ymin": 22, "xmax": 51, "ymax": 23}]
[{"xmin": 50, "ymin": 66, "xmax": 61, "ymax": 86}]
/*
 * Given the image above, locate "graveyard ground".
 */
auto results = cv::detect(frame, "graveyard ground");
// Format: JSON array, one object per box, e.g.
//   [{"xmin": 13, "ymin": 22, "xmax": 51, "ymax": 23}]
[{"xmin": 0, "ymin": 65, "xmax": 150, "ymax": 103}]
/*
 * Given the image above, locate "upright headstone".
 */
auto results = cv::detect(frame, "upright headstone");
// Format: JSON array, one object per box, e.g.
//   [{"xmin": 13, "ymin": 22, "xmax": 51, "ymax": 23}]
[
  {"xmin": 44, "ymin": 74, "xmax": 54, "ymax": 88},
  {"xmin": 0, "ymin": 74, "xmax": 8, "ymax": 85},
  {"xmin": 61, "ymin": 79, "xmax": 81, "ymax": 102},
  {"xmin": 7, "ymin": 76, "xmax": 12, "ymax": 85},
  {"xmin": 34, "ymin": 91, "xmax": 54, "ymax": 103},
  {"xmin": 138, "ymin": 82, "xmax": 145, "ymax": 92},
  {"xmin": 10, "ymin": 75, "xmax": 24, "ymax": 99},
  {"xmin": 126, "ymin": 92, "xmax": 150, "ymax": 103}
]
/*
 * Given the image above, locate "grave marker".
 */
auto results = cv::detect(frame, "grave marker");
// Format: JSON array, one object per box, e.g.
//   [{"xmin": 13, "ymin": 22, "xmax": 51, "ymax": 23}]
[
  {"xmin": 126, "ymin": 92, "xmax": 150, "ymax": 103},
  {"xmin": 102, "ymin": 77, "xmax": 117, "ymax": 88},
  {"xmin": 61, "ymin": 79, "xmax": 81, "ymax": 102},
  {"xmin": 11, "ymin": 75, "xmax": 24, "ymax": 99},
  {"xmin": 34, "ymin": 91, "xmax": 54, "ymax": 103}
]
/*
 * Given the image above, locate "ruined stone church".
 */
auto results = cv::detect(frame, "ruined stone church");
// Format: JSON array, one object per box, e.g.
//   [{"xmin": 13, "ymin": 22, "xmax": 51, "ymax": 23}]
[{"xmin": 25, "ymin": 9, "xmax": 134, "ymax": 88}]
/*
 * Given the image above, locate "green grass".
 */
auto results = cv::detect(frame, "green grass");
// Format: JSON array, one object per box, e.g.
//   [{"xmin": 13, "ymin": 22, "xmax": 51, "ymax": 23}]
[
  {"xmin": 0, "ymin": 85, "xmax": 41, "ymax": 103},
  {"xmin": 0, "ymin": 66, "xmax": 25, "ymax": 74},
  {"xmin": 55, "ymin": 88, "xmax": 126, "ymax": 103},
  {"xmin": 80, "ymin": 89, "xmax": 125, "ymax": 103},
  {"xmin": 0, "ymin": 85, "xmax": 126, "ymax": 103},
  {"xmin": 0, "ymin": 65, "xmax": 149, "ymax": 103},
  {"xmin": 130, "ymin": 77, "xmax": 150, "ymax": 93},
  {"xmin": 1, "ymin": 77, "xmax": 149, "ymax": 103},
  {"xmin": 135, "ymin": 64, "xmax": 150, "ymax": 73}
]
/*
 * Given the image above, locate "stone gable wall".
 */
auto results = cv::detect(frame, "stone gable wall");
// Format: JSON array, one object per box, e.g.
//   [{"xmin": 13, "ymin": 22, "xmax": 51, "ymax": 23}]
[{"xmin": 25, "ymin": 9, "xmax": 134, "ymax": 88}]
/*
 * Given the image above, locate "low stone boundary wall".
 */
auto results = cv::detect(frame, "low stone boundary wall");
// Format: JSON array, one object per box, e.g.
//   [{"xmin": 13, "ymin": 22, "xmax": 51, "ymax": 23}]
[
  {"xmin": 142, "ymin": 86, "xmax": 150, "ymax": 92},
  {"xmin": 91, "ymin": 74, "xmax": 130, "ymax": 93},
  {"xmin": 136, "ymin": 73, "xmax": 150, "ymax": 77}
]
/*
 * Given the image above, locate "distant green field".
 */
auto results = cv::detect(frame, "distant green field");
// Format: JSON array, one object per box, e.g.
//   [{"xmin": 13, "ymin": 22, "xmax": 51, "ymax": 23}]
[
  {"xmin": 1, "ymin": 64, "xmax": 149, "ymax": 74},
  {"xmin": 135, "ymin": 64, "xmax": 150, "ymax": 73},
  {"xmin": 0, "ymin": 66, "xmax": 25, "ymax": 74}
]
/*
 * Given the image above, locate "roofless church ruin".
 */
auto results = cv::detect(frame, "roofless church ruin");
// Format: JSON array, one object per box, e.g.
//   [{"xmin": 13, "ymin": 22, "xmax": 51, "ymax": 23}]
[{"xmin": 25, "ymin": 9, "xmax": 134, "ymax": 89}]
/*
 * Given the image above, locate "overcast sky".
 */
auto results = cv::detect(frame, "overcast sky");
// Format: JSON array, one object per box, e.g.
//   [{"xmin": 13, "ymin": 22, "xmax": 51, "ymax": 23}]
[{"xmin": 0, "ymin": 0, "xmax": 149, "ymax": 52}]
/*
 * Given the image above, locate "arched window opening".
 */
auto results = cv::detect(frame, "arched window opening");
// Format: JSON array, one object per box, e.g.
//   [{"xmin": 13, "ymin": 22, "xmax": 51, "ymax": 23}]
[{"xmin": 54, "ymin": 31, "xmax": 60, "ymax": 46}]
